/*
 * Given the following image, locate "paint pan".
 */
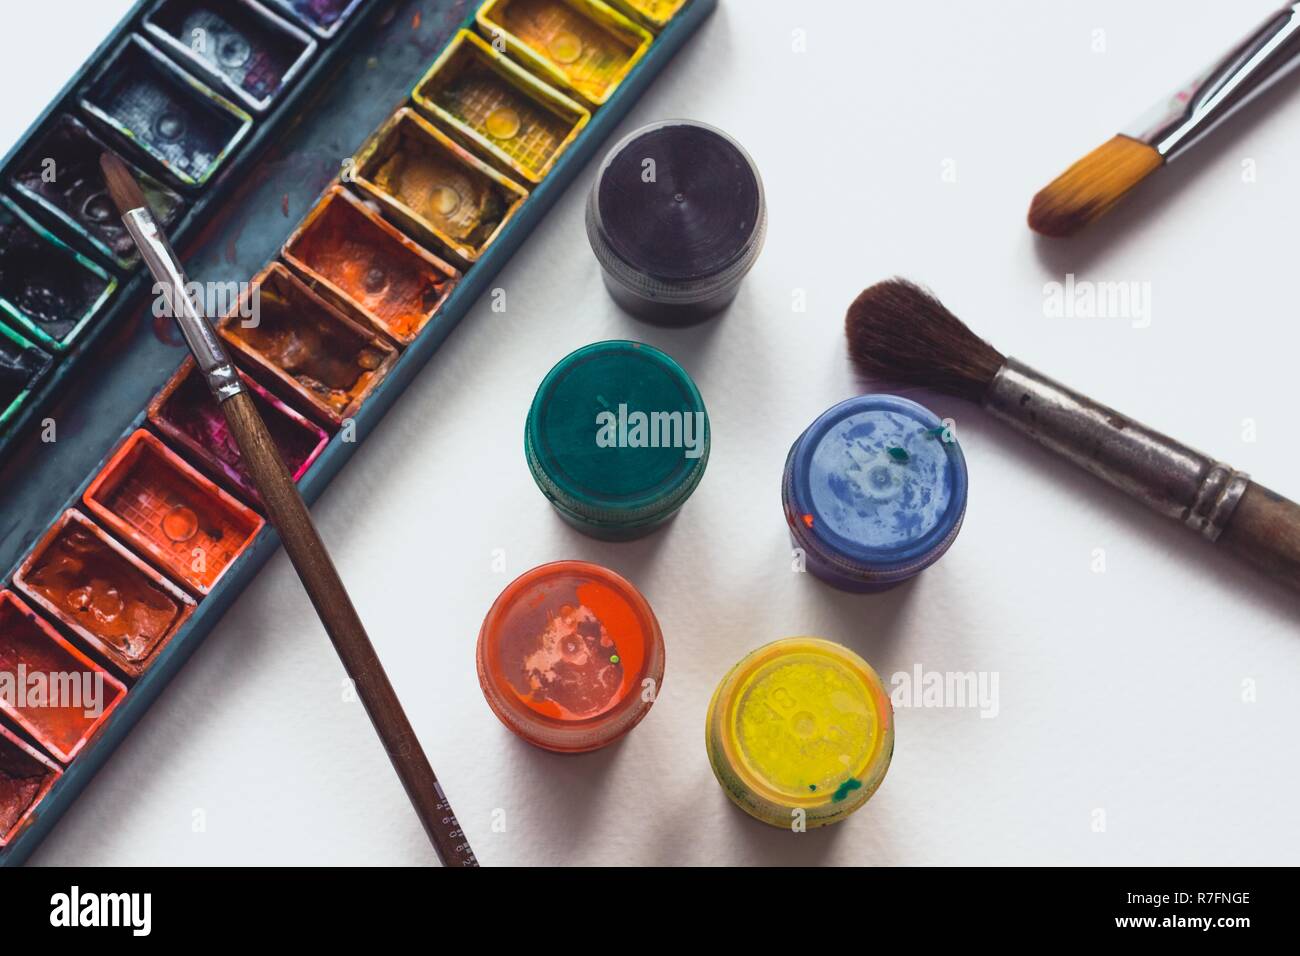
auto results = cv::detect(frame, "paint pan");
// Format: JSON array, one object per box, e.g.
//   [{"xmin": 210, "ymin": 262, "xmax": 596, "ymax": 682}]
[
  {"xmin": 13, "ymin": 509, "xmax": 196, "ymax": 681},
  {"xmin": 0, "ymin": 722, "xmax": 61, "ymax": 848},
  {"xmin": 526, "ymin": 340, "xmax": 709, "ymax": 540},
  {"xmin": 0, "ymin": 590, "xmax": 128, "ymax": 764},
  {"xmin": 352, "ymin": 107, "xmax": 529, "ymax": 265},
  {"xmin": 412, "ymin": 29, "xmax": 590, "ymax": 185},
  {"xmin": 0, "ymin": 196, "xmax": 117, "ymax": 353},
  {"xmin": 706, "ymin": 637, "xmax": 894, "ymax": 829},
  {"xmin": 0, "ymin": 323, "xmax": 53, "ymax": 434},
  {"xmin": 218, "ymin": 262, "xmax": 398, "ymax": 427},
  {"xmin": 607, "ymin": 0, "xmax": 688, "ymax": 32},
  {"xmin": 144, "ymin": 0, "xmax": 317, "ymax": 113},
  {"xmin": 82, "ymin": 429, "xmax": 264, "ymax": 596},
  {"xmin": 9, "ymin": 115, "xmax": 186, "ymax": 270},
  {"xmin": 477, "ymin": 561, "xmax": 665, "ymax": 752},
  {"xmin": 782, "ymin": 395, "xmax": 968, "ymax": 592},
  {"xmin": 80, "ymin": 35, "xmax": 253, "ymax": 187},
  {"xmin": 476, "ymin": 0, "xmax": 652, "ymax": 108},
  {"xmin": 148, "ymin": 356, "xmax": 328, "ymax": 505},
  {"xmin": 265, "ymin": 0, "xmax": 365, "ymax": 39},
  {"xmin": 282, "ymin": 185, "xmax": 459, "ymax": 346}
]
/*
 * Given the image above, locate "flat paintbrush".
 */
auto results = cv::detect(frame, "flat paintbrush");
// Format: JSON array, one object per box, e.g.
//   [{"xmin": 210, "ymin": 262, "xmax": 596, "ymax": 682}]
[
  {"xmin": 1029, "ymin": 3, "xmax": 1300, "ymax": 237},
  {"xmin": 101, "ymin": 152, "xmax": 478, "ymax": 866},
  {"xmin": 846, "ymin": 279, "xmax": 1300, "ymax": 595}
]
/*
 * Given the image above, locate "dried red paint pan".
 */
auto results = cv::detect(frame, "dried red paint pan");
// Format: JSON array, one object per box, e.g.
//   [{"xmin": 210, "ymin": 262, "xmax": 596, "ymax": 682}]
[
  {"xmin": 476, "ymin": 560, "xmax": 665, "ymax": 753},
  {"xmin": 0, "ymin": 589, "xmax": 127, "ymax": 763},
  {"xmin": 0, "ymin": 722, "xmax": 62, "ymax": 847},
  {"xmin": 13, "ymin": 508, "xmax": 196, "ymax": 680}
]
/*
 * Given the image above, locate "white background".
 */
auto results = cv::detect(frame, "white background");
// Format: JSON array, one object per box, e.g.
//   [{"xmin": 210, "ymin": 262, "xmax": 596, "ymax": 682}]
[{"xmin": 6, "ymin": 0, "xmax": 1298, "ymax": 866}]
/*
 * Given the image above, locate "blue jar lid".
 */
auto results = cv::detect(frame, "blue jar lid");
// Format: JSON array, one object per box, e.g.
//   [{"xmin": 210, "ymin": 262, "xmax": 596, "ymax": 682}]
[{"xmin": 787, "ymin": 395, "xmax": 967, "ymax": 573}]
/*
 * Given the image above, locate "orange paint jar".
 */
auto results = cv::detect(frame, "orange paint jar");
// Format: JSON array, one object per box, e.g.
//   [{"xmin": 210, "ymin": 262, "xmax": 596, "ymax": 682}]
[{"xmin": 476, "ymin": 561, "xmax": 664, "ymax": 752}]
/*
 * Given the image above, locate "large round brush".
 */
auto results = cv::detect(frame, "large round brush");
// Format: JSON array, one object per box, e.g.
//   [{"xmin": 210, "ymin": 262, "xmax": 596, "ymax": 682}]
[{"xmin": 846, "ymin": 279, "xmax": 1300, "ymax": 594}]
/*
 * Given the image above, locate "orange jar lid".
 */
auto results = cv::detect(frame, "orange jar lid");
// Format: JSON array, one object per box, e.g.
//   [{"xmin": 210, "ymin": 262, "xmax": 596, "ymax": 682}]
[{"xmin": 476, "ymin": 561, "xmax": 665, "ymax": 752}]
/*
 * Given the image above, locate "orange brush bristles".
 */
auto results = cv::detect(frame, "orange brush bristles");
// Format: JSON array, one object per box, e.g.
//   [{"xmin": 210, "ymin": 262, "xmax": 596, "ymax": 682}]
[{"xmin": 1028, "ymin": 135, "xmax": 1164, "ymax": 238}]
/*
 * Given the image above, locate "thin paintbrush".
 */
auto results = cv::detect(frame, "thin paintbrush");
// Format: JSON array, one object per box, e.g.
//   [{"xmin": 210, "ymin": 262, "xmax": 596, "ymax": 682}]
[
  {"xmin": 101, "ymin": 152, "xmax": 478, "ymax": 867},
  {"xmin": 1029, "ymin": 3, "xmax": 1300, "ymax": 237},
  {"xmin": 846, "ymin": 279, "xmax": 1300, "ymax": 594}
]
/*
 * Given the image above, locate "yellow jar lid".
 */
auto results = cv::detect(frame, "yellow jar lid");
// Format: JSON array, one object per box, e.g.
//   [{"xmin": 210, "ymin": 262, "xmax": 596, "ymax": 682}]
[{"xmin": 706, "ymin": 638, "xmax": 893, "ymax": 828}]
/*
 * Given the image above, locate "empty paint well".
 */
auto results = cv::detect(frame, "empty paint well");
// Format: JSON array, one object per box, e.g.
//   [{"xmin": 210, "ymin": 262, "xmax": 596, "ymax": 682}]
[
  {"xmin": 9, "ymin": 114, "xmax": 186, "ymax": 270},
  {"xmin": 0, "ymin": 722, "xmax": 61, "ymax": 847},
  {"xmin": 0, "ymin": 589, "xmax": 128, "ymax": 763},
  {"xmin": 526, "ymin": 340, "xmax": 709, "ymax": 540},
  {"xmin": 144, "ymin": 0, "xmax": 318, "ymax": 112},
  {"xmin": 706, "ymin": 637, "xmax": 894, "ymax": 829},
  {"xmin": 265, "ymin": 0, "xmax": 365, "ymax": 39},
  {"xmin": 352, "ymin": 107, "xmax": 529, "ymax": 264},
  {"xmin": 219, "ymin": 262, "xmax": 398, "ymax": 427},
  {"xmin": 148, "ymin": 356, "xmax": 328, "ymax": 505},
  {"xmin": 412, "ymin": 29, "xmax": 590, "ymax": 185},
  {"xmin": 477, "ymin": 0, "xmax": 652, "ymax": 108},
  {"xmin": 0, "ymin": 323, "xmax": 53, "ymax": 433},
  {"xmin": 0, "ymin": 196, "xmax": 117, "ymax": 353},
  {"xmin": 782, "ymin": 395, "xmax": 968, "ymax": 592},
  {"xmin": 14, "ymin": 509, "xmax": 196, "ymax": 681},
  {"xmin": 607, "ymin": 0, "xmax": 688, "ymax": 31},
  {"xmin": 80, "ymin": 35, "xmax": 253, "ymax": 187},
  {"xmin": 477, "ymin": 561, "xmax": 665, "ymax": 752},
  {"xmin": 83, "ymin": 429, "xmax": 264, "ymax": 596},
  {"xmin": 283, "ymin": 185, "xmax": 459, "ymax": 346}
]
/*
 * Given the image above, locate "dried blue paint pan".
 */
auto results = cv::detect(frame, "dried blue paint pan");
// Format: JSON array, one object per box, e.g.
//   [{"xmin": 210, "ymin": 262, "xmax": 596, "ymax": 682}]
[
  {"xmin": 143, "ymin": 0, "xmax": 318, "ymax": 113},
  {"xmin": 79, "ymin": 35, "xmax": 253, "ymax": 188},
  {"xmin": 9, "ymin": 114, "xmax": 186, "ymax": 270},
  {"xmin": 265, "ymin": 0, "xmax": 367, "ymax": 39},
  {"xmin": 0, "ymin": 196, "xmax": 117, "ymax": 353},
  {"xmin": 0, "ymin": 322, "xmax": 53, "ymax": 433}
]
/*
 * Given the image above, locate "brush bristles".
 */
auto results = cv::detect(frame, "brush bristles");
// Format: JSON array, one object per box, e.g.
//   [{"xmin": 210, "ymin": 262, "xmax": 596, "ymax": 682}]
[
  {"xmin": 99, "ymin": 152, "xmax": 151, "ymax": 218},
  {"xmin": 845, "ymin": 279, "xmax": 1006, "ymax": 403},
  {"xmin": 1028, "ymin": 134, "xmax": 1164, "ymax": 237}
]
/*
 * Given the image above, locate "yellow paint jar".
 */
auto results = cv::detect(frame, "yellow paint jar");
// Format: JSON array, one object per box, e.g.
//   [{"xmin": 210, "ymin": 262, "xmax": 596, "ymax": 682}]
[{"xmin": 705, "ymin": 638, "xmax": 893, "ymax": 829}]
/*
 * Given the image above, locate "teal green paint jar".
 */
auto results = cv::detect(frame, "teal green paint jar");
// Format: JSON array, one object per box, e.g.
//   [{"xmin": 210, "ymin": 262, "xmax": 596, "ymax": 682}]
[{"xmin": 526, "ymin": 341, "xmax": 710, "ymax": 540}]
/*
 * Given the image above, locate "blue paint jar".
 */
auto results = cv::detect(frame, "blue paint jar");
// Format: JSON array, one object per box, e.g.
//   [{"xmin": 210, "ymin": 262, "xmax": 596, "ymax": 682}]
[{"xmin": 782, "ymin": 395, "xmax": 968, "ymax": 592}]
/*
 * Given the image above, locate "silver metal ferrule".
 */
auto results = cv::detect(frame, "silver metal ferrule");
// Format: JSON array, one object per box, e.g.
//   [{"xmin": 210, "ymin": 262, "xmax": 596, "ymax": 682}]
[
  {"xmin": 1123, "ymin": 3, "xmax": 1300, "ymax": 160},
  {"xmin": 985, "ymin": 359, "xmax": 1248, "ymax": 542},
  {"xmin": 122, "ymin": 206, "xmax": 243, "ymax": 402}
]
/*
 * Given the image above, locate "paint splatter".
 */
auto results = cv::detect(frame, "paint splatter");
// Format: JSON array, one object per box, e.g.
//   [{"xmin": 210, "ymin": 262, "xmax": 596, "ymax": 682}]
[
  {"xmin": 832, "ymin": 778, "xmax": 862, "ymax": 802},
  {"xmin": 281, "ymin": 194, "xmax": 290, "ymax": 218},
  {"xmin": 886, "ymin": 446, "xmax": 909, "ymax": 463},
  {"xmin": 802, "ymin": 513, "xmax": 814, "ymax": 528}
]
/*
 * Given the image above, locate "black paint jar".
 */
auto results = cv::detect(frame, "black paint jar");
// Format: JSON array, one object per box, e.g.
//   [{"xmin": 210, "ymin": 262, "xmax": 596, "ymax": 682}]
[{"xmin": 586, "ymin": 120, "xmax": 765, "ymax": 325}]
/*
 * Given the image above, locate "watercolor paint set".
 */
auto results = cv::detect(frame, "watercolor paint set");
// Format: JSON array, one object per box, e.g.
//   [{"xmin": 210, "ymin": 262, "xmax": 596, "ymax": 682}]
[{"xmin": 0, "ymin": 0, "xmax": 714, "ymax": 864}]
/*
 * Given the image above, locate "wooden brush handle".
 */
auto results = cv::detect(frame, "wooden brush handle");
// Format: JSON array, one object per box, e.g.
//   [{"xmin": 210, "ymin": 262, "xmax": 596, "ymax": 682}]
[
  {"xmin": 1219, "ymin": 481, "xmax": 1300, "ymax": 594},
  {"xmin": 220, "ymin": 391, "xmax": 478, "ymax": 866}
]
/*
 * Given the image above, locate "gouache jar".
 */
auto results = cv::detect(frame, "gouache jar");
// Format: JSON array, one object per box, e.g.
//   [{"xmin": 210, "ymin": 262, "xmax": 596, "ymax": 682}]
[
  {"xmin": 526, "ymin": 340, "xmax": 709, "ymax": 540},
  {"xmin": 706, "ymin": 637, "xmax": 894, "ymax": 829},
  {"xmin": 586, "ymin": 120, "xmax": 765, "ymax": 324},
  {"xmin": 477, "ymin": 561, "xmax": 665, "ymax": 753},
  {"xmin": 783, "ymin": 394, "xmax": 968, "ymax": 592}
]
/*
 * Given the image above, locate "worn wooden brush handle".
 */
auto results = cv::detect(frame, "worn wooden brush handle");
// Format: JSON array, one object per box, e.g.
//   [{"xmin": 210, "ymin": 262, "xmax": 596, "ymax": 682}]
[
  {"xmin": 220, "ymin": 391, "xmax": 477, "ymax": 866},
  {"xmin": 1219, "ymin": 481, "xmax": 1300, "ymax": 594}
]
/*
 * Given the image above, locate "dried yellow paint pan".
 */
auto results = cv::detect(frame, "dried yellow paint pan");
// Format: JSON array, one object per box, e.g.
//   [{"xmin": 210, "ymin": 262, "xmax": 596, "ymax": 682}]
[
  {"xmin": 706, "ymin": 637, "xmax": 894, "ymax": 829},
  {"xmin": 607, "ymin": 0, "xmax": 690, "ymax": 32},
  {"xmin": 476, "ymin": 0, "xmax": 652, "ymax": 108},
  {"xmin": 352, "ymin": 107, "xmax": 529, "ymax": 264},
  {"xmin": 412, "ymin": 29, "xmax": 589, "ymax": 185}
]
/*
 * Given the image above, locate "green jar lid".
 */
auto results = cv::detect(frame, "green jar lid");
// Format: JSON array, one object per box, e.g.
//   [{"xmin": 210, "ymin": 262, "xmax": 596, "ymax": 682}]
[{"xmin": 526, "ymin": 340, "xmax": 710, "ymax": 531}]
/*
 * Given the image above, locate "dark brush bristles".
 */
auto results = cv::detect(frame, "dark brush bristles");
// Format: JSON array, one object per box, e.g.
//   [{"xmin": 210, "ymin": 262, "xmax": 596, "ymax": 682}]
[
  {"xmin": 99, "ymin": 152, "xmax": 151, "ymax": 218},
  {"xmin": 845, "ymin": 279, "xmax": 1007, "ymax": 403}
]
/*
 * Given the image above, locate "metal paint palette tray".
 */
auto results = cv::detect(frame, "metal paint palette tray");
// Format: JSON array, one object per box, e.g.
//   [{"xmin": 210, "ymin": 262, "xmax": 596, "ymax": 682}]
[{"xmin": 0, "ymin": 0, "xmax": 714, "ymax": 865}]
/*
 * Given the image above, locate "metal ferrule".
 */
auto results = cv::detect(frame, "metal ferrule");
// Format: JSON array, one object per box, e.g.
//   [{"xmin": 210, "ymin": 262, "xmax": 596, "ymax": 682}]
[
  {"xmin": 985, "ymin": 359, "xmax": 1248, "ymax": 542},
  {"xmin": 122, "ymin": 207, "xmax": 243, "ymax": 402},
  {"xmin": 1123, "ymin": 3, "xmax": 1300, "ymax": 160}
]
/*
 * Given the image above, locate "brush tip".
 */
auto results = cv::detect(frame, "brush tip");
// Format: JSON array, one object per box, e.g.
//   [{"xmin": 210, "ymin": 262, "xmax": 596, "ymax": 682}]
[
  {"xmin": 99, "ymin": 151, "xmax": 151, "ymax": 219},
  {"xmin": 1028, "ymin": 135, "xmax": 1164, "ymax": 237}
]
